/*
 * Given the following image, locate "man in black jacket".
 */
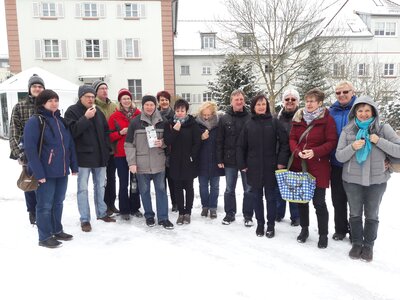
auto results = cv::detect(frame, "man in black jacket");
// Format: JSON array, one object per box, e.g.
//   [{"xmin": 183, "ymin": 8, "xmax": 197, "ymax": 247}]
[
  {"xmin": 216, "ymin": 90, "xmax": 254, "ymax": 226},
  {"xmin": 64, "ymin": 85, "xmax": 116, "ymax": 232}
]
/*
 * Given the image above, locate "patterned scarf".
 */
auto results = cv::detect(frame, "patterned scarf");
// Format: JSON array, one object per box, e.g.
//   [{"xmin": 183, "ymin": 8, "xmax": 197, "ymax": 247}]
[
  {"xmin": 173, "ymin": 115, "xmax": 189, "ymax": 124},
  {"xmin": 355, "ymin": 117, "xmax": 374, "ymax": 164},
  {"xmin": 303, "ymin": 107, "xmax": 324, "ymax": 125},
  {"xmin": 121, "ymin": 107, "xmax": 136, "ymax": 120}
]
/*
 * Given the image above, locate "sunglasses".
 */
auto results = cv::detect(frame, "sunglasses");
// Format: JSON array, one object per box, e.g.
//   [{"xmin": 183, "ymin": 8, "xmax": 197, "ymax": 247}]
[
  {"xmin": 335, "ymin": 90, "xmax": 351, "ymax": 95},
  {"xmin": 284, "ymin": 98, "xmax": 297, "ymax": 102}
]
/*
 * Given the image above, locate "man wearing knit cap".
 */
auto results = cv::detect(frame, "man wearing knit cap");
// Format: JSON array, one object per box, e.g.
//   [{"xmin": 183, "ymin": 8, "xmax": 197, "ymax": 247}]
[
  {"xmin": 124, "ymin": 95, "xmax": 174, "ymax": 229},
  {"xmin": 275, "ymin": 88, "xmax": 300, "ymax": 226},
  {"xmin": 64, "ymin": 85, "xmax": 116, "ymax": 232},
  {"xmin": 92, "ymin": 80, "xmax": 119, "ymax": 216},
  {"xmin": 9, "ymin": 74, "xmax": 45, "ymax": 225}
]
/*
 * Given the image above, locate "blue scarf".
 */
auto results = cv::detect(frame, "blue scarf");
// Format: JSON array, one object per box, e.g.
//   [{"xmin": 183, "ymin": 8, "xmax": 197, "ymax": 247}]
[
  {"xmin": 173, "ymin": 115, "xmax": 189, "ymax": 124},
  {"xmin": 355, "ymin": 117, "xmax": 374, "ymax": 164}
]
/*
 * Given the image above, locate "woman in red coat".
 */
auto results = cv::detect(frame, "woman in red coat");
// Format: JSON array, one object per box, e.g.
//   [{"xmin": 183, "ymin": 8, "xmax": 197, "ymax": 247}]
[
  {"xmin": 109, "ymin": 89, "xmax": 142, "ymax": 220},
  {"xmin": 289, "ymin": 88, "xmax": 337, "ymax": 248}
]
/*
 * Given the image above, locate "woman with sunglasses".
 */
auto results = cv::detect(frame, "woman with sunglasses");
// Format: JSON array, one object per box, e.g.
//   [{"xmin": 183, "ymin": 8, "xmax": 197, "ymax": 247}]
[{"xmin": 329, "ymin": 81, "xmax": 357, "ymax": 242}]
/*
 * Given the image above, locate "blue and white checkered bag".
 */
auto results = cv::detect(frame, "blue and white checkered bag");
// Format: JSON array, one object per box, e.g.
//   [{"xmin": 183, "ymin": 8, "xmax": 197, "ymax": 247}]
[{"xmin": 275, "ymin": 167, "xmax": 316, "ymax": 203}]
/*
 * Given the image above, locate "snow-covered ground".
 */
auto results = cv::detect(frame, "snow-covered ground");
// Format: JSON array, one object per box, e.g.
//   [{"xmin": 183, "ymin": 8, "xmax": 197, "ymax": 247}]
[{"xmin": 0, "ymin": 138, "xmax": 399, "ymax": 300}]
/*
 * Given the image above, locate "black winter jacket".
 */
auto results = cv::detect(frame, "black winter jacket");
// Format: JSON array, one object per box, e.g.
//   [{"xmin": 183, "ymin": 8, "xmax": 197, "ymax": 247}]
[
  {"xmin": 216, "ymin": 107, "xmax": 251, "ymax": 168},
  {"xmin": 64, "ymin": 101, "xmax": 111, "ymax": 168}
]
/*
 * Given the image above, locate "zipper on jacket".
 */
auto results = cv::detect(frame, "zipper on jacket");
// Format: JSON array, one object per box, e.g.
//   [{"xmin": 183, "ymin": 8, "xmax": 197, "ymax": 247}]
[
  {"xmin": 55, "ymin": 116, "xmax": 67, "ymax": 175},
  {"xmin": 48, "ymin": 149, "xmax": 54, "ymax": 165}
]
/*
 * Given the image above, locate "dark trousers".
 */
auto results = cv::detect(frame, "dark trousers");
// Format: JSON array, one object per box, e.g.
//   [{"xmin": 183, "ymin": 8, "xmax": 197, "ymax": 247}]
[
  {"xmin": 25, "ymin": 191, "xmax": 37, "ymax": 213},
  {"xmin": 250, "ymin": 186, "xmax": 276, "ymax": 227},
  {"xmin": 104, "ymin": 154, "xmax": 116, "ymax": 208},
  {"xmin": 165, "ymin": 167, "xmax": 176, "ymax": 206},
  {"xmin": 299, "ymin": 187, "xmax": 329, "ymax": 236},
  {"xmin": 115, "ymin": 157, "xmax": 141, "ymax": 214},
  {"xmin": 174, "ymin": 179, "xmax": 194, "ymax": 215},
  {"xmin": 330, "ymin": 165, "xmax": 349, "ymax": 234}
]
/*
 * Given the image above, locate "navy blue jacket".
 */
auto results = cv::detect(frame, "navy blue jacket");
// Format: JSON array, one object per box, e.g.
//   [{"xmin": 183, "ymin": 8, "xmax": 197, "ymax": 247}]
[
  {"xmin": 329, "ymin": 96, "xmax": 356, "ymax": 167},
  {"xmin": 23, "ymin": 108, "xmax": 78, "ymax": 180}
]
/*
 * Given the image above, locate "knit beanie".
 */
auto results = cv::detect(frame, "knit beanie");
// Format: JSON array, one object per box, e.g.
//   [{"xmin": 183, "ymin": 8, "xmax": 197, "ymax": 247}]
[
  {"xmin": 141, "ymin": 95, "xmax": 157, "ymax": 106},
  {"xmin": 92, "ymin": 80, "xmax": 107, "ymax": 94},
  {"xmin": 35, "ymin": 89, "xmax": 59, "ymax": 108},
  {"xmin": 282, "ymin": 89, "xmax": 300, "ymax": 102},
  {"xmin": 28, "ymin": 74, "xmax": 45, "ymax": 94},
  {"xmin": 78, "ymin": 85, "xmax": 96, "ymax": 99},
  {"xmin": 118, "ymin": 88, "xmax": 132, "ymax": 102}
]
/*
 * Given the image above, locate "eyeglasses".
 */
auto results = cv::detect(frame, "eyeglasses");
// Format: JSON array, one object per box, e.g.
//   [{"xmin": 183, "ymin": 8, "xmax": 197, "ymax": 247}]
[
  {"xmin": 284, "ymin": 98, "xmax": 297, "ymax": 102},
  {"xmin": 335, "ymin": 90, "xmax": 351, "ymax": 95}
]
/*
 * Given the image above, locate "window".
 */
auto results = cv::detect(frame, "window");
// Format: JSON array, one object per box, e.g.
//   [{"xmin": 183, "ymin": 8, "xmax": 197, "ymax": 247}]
[
  {"xmin": 117, "ymin": 3, "xmax": 146, "ymax": 18},
  {"xmin": 126, "ymin": 3, "xmax": 139, "ymax": 17},
  {"xmin": 181, "ymin": 93, "xmax": 191, "ymax": 102},
  {"xmin": 383, "ymin": 63, "xmax": 395, "ymax": 76},
  {"xmin": 203, "ymin": 92, "xmax": 212, "ymax": 102},
  {"xmin": 358, "ymin": 63, "xmax": 369, "ymax": 77},
  {"xmin": 76, "ymin": 3, "xmax": 105, "ymax": 18},
  {"xmin": 201, "ymin": 34, "xmax": 216, "ymax": 49},
  {"xmin": 238, "ymin": 33, "xmax": 253, "ymax": 48},
  {"xmin": 202, "ymin": 66, "xmax": 211, "ymax": 75},
  {"xmin": 33, "ymin": 2, "xmax": 64, "ymax": 18},
  {"xmin": 117, "ymin": 39, "xmax": 140, "ymax": 59},
  {"xmin": 333, "ymin": 63, "xmax": 345, "ymax": 77},
  {"xmin": 181, "ymin": 65, "xmax": 190, "ymax": 75},
  {"xmin": 35, "ymin": 39, "xmax": 67, "ymax": 59},
  {"xmin": 265, "ymin": 64, "xmax": 272, "ymax": 73},
  {"xmin": 76, "ymin": 39, "xmax": 108, "ymax": 59},
  {"xmin": 128, "ymin": 79, "xmax": 142, "ymax": 100},
  {"xmin": 374, "ymin": 22, "xmax": 396, "ymax": 36}
]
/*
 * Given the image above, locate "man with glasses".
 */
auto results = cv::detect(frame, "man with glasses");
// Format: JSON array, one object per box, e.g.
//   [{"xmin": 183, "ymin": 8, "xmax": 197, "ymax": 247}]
[
  {"xmin": 92, "ymin": 80, "xmax": 119, "ymax": 216},
  {"xmin": 9, "ymin": 74, "xmax": 45, "ymax": 225},
  {"xmin": 64, "ymin": 85, "xmax": 116, "ymax": 232},
  {"xmin": 329, "ymin": 80, "xmax": 357, "ymax": 241},
  {"xmin": 275, "ymin": 89, "xmax": 300, "ymax": 226}
]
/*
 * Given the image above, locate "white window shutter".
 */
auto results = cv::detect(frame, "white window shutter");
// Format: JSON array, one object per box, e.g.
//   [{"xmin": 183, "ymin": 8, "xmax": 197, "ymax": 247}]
[
  {"xmin": 117, "ymin": 40, "xmax": 123, "ymax": 58},
  {"xmin": 380, "ymin": 63, "xmax": 385, "ymax": 75},
  {"xmin": 33, "ymin": 2, "xmax": 40, "ymax": 17},
  {"xmin": 117, "ymin": 4, "xmax": 123, "ymax": 18},
  {"xmin": 134, "ymin": 39, "xmax": 140, "ymax": 57},
  {"xmin": 366, "ymin": 64, "xmax": 370, "ymax": 76},
  {"xmin": 75, "ymin": 4, "xmax": 81, "ymax": 17},
  {"xmin": 34, "ymin": 40, "xmax": 42, "ymax": 59},
  {"xmin": 140, "ymin": 4, "xmax": 146, "ymax": 18},
  {"xmin": 102, "ymin": 40, "xmax": 109, "ymax": 59},
  {"xmin": 57, "ymin": 3, "xmax": 64, "ymax": 18},
  {"xmin": 99, "ymin": 4, "xmax": 106, "ymax": 18},
  {"xmin": 61, "ymin": 40, "xmax": 68, "ymax": 59},
  {"xmin": 76, "ymin": 40, "xmax": 83, "ymax": 58}
]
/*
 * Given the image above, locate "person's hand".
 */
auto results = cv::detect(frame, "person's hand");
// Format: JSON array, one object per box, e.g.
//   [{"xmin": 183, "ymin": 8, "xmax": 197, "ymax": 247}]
[
  {"xmin": 218, "ymin": 163, "xmax": 224, "ymax": 169},
  {"xmin": 370, "ymin": 134, "xmax": 379, "ymax": 144},
  {"xmin": 129, "ymin": 165, "xmax": 137, "ymax": 174},
  {"xmin": 120, "ymin": 127, "xmax": 128, "ymax": 135},
  {"xmin": 173, "ymin": 121, "xmax": 181, "ymax": 131},
  {"xmin": 85, "ymin": 106, "xmax": 96, "ymax": 119},
  {"xmin": 38, "ymin": 178, "xmax": 46, "ymax": 183},
  {"xmin": 352, "ymin": 139, "xmax": 365, "ymax": 151},
  {"xmin": 241, "ymin": 168, "xmax": 248, "ymax": 172},
  {"xmin": 201, "ymin": 129, "xmax": 209, "ymax": 140},
  {"xmin": 154, "ymin": 139, "xmax": 163, "ymax": 148},
  {"xmin": 277, "ymin": 164, "xmax": 286, "ymax": 169},
  {"xmin": 72, "ymin": 172, "xmax": 78, "ymax": 176},
  {"xmin": 299, "ymin": 149, "xmax": 314, "ymax": 159}
]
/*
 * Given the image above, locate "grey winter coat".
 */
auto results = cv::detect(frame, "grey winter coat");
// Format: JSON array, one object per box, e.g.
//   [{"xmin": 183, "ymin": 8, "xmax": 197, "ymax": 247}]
[
  {"xmin": 124, "ymin": 110, "xmax": 166, "ymax": 174},
  {"xmin": 336, "ymin": 96, "xmax": 400, "ymax": 186}
]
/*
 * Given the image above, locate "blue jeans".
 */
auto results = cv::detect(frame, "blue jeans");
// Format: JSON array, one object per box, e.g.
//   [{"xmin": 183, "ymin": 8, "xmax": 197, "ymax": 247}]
[
  {"xmin": 24, "ymin": 190, "xmax": 37, "ymax": 213},
  {"xmin": 223, "ymin": 167, "xmax": 253, "ymax": 218},
  {"xmin": 35, "ymin": 177, "xmax": 68, "ymax": 241},
  {"xmin": 344, "ymin": 182, "xmax": 386, "ymax": 248},
  {"xmin": 198, "ymin": 176, "xmax": 220, "ymax": 209},
  {"xmin": 275, "ymin": 186, "xmax": 299, "ymax": 221},
  {"xmin": 136, "ymin": 172, "xmax": 168, "ymax": 221},
  {"xmin": 115, "ymin": 157, "xmax": 141, "ymax": 214},
  {"xmin": 250, "ymin": 186, "xmax": 276, "ymax": 227},
  {"xmin": 77, "ymin": 167, "xmax": 107, "ymax": 222}
]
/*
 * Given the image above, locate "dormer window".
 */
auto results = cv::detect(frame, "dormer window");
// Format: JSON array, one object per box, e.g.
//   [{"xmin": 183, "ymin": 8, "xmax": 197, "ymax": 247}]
[{"xmin": 201, "ymin": 33, "xmax": 216, "ymax": 49}]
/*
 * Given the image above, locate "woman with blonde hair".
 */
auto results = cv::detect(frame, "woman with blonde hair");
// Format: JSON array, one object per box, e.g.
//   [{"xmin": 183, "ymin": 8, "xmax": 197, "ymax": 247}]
[{"xmin": 196, "ymin": 101, "xmax": 224, "ymax": 219}]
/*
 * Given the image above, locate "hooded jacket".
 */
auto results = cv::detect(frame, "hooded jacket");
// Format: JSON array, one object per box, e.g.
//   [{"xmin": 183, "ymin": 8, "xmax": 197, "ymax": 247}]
[{"xmin": 335, "ymin": 96, "xmax": 400, "ymax": 186}]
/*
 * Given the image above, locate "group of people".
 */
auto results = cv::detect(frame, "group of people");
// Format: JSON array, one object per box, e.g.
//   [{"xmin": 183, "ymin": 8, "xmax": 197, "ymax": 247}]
[{"xmin": 9, "ymin": 75, "xmax": 400, "ymax": 263}]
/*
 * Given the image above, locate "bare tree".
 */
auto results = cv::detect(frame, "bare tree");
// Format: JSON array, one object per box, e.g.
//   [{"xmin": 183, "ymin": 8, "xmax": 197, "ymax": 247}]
[{"xmin": 215, "ymin": 0, "xmax": 341, "ymax": 113}]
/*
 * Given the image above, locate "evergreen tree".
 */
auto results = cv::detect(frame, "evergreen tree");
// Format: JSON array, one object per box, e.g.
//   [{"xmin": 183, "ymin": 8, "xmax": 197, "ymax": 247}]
[
  {"xmin": 208, "ymin": 54, "xmax": 260, "ymax": 111},
  {"xmin": 296, "ymin": 42, "xmax": 331, "ymax": 100},
  {"xmin": 380, "ymin": 92, "xmax": 400, "ymax": 131}
]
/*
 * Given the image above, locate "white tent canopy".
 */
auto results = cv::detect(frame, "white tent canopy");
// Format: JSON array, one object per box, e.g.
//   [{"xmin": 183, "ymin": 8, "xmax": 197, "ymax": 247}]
[{"xmin": 0, "ymin": 67, "xmax": 79, "ymax": 138}]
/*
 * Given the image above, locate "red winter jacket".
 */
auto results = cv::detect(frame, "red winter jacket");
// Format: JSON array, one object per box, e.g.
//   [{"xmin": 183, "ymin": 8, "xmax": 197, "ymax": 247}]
[
  {"xmin": 289, "ymin": 108, "xmax": 337, "ymax": 188},
  {"xmin": 109, "ymin": 108, "xmax": 141, "ymax": 157}
]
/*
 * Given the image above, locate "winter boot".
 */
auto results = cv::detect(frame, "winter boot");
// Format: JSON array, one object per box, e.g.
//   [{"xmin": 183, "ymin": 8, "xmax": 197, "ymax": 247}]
[
  {"xmin": 256, "ymin": 224, "xmax": 264, "ymax": 237},
  {"xmin": 209, "ymin": 209, "xmax": 217, "ymax": 219},
  {"xmin": 360, "ymin": 246, "xmax": 373, "ymax": 262},
  {"xmin": 176, "ymin": 215, "xmax": 184, "ymax": 225},
  {"xmin": 318, "ymin": 235, "xmax": 328, "ymax": 249},
  {"xmin": 297, "ymin": 227, "xmax": 309, "ymax": 243},
  {"xmin": 266, "ymin": 226, "xmax": 275, "ymax": 238},
  {"xmin": 201, "ymin": 208, "xmax": 209, "ymax": 217},
  {"xmin": 349, "ymin": 244, "xmax": 362, "ymax": 259}
]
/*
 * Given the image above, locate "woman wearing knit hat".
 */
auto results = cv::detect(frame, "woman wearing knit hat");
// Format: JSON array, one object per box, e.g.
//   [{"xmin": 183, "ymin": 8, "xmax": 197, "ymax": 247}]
[
  {"xmin": 109, "ymin": 89, "xmax": 142, "ymax": 220},
  {"xmin": 23, "ymin": 90, "xmax": 78, "ymax": 248}
]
